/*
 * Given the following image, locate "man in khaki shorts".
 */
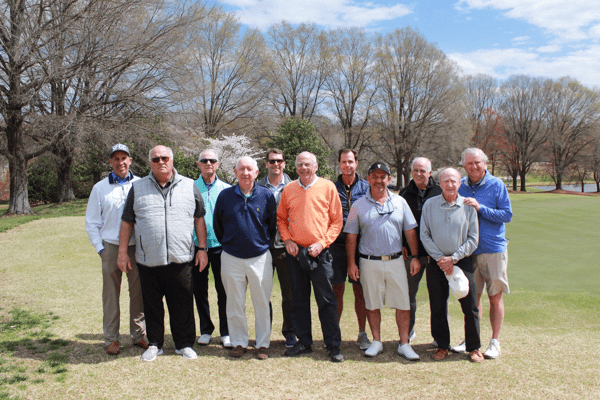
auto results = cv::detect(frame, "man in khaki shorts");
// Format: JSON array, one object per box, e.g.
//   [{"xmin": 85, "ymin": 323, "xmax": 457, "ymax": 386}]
[
  {"xmin": 344, "ymin": 162, "xmax": 421, "ymax": 361},
  {"xmin": 458, "ymin": 148, "xmax": 512, "ymax": 359}
]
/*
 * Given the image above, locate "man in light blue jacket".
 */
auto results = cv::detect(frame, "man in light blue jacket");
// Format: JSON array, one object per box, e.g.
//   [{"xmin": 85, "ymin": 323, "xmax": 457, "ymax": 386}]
[{"xmin": 193, "ymin": 149, "xmax": 232, "ymax": 348}]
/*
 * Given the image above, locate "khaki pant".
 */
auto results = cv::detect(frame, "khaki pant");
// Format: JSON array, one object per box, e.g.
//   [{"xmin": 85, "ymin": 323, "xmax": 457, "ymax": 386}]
[{"xmin": 101, "ymin": 242, "xmax": 145, "ymax": 345}]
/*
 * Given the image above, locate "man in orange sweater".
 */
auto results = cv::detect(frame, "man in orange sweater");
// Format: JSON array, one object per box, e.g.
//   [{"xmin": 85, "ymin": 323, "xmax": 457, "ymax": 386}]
[{"xmin": 277, "ymin": 151, "xmax": 344, "ymax": 362}]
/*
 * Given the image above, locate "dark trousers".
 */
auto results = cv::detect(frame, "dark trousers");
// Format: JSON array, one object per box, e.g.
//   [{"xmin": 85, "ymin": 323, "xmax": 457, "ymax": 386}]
[
  {"xmin": 271, "ymin": 247, "xmax": 294, "ymax": 337},
  {"xmin": 138, "ymin": 261, "xmax": 196, "ymax": 350},
  {"xmin": 426, "ymin": 256, "xmax": 480, "ymax": 352},
  {"xmin": 192, "ymin": 247, "xmax": 228, "ymax": 336},
  {"xmin": 287, "ymin": 249, "xmax": 341, "ymax": 349},
  {"xmin": 404, "ymin": 256, "xmax": 427, "ymax": 337}
]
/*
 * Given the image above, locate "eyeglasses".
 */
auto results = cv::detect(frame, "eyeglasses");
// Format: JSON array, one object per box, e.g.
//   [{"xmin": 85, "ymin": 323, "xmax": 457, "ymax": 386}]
[
  {"xmin": 151, "ymin": 156, "xmax": 170, "ymax": 163},
  {"xmin": 200, "ymin": 158, "xmax": 218, "ymax": 164},
  {"xmin": 268, "ymin": 159, "xmax": 284, "ymax": 164}
]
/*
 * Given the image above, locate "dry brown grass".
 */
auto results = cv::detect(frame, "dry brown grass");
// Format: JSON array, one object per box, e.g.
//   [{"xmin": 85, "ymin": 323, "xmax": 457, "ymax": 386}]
[{"xmin": 1, "ymin": 217, "xmax": 599, "ymax": 399}]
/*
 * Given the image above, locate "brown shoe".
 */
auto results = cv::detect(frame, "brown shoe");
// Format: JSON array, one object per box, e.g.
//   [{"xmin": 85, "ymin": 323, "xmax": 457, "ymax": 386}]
[
  {"xmin": 470, "ymin": 349, "xmax": 484, "ymax": 363},
  {"xmin": 106, "ymin": 341, "xmax": 120, "ymax": 355},
  {"xmin": 134, "ymin": 336, "xmax": 149, "ymax": 349},
  {"xmin": 431, "ymin": 348, "xmax": 448, "ymax": 361},
  {"xmin": 230, "ymin": 345, "xmax": 246, "ymax": 358},
  {"xmin": 257, "ymin": 347, "xmax": 269, "ymax": 360}
]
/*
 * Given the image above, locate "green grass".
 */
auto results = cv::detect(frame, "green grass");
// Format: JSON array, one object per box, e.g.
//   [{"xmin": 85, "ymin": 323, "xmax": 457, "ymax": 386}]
[
  {"xmin": 0, "ymin": 192, "xmax": 599, "ymax": 399},
  {"xmin": 0, "ymin": 199, "xmax": 87, "ymax": 233}
]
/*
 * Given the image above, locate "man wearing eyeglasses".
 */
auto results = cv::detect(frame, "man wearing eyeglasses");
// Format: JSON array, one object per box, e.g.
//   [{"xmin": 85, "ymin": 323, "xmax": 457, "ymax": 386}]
[
  {"xmin": 344, "ymin": 162, "xmax": 421, "ymax": 361},
  {"xmin": 277, "ymin": 152, "xmax": 344, "ymax": 362},
  {"xmin": 192, "ymin": 149, "xmax": 232, "ymax": 348},
  {"xmin": 256, "ymin": 148, "xmax": 296, "ymax": 348},
  {"xmin": 118, "ymin": 145, "xmax": 208, "ymax": 362}
]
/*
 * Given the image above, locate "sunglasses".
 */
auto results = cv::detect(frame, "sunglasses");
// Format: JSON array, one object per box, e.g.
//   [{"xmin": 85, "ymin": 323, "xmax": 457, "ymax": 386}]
[
  {"xmin": 200, "ymin": 158, "xmax": 218, "ymax": 164},
  {"xmin": 151, "ymin": 156, "xmax": 170, "ymax": 163},
  {"xmin": 268, "ymin": 159, "xmax": 284, "ymax": 164}
]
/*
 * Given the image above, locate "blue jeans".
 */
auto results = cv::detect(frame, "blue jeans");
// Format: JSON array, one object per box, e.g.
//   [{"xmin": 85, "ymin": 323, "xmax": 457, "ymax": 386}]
[{"xmin": 287, "ymin": 249, "xmax": 341, "ymax": 349}]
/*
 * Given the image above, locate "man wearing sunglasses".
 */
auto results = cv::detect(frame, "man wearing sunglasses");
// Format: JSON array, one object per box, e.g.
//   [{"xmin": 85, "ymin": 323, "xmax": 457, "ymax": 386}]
[
  {"xmin": 118, "ymin": 145, "xmax": 208, "ymax": 362},
  {"xmin": 192, "ymin": 149, "xmax": 232, "ymax": 348},
  {"xmin": 256, "ymin": 148, "xmax": 296, "ymax": 348},
  {"xmin": 344, "ymin": 162, "xmax": 421, "ymax": 361}
]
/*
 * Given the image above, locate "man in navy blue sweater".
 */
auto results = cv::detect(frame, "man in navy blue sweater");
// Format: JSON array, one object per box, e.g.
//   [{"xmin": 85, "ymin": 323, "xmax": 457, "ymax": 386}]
[
  {"xmin": 213, "ymin": 156, "xmax": 277, "ymax": 360},
  {"xmin": 457, "ymin": 148, "xmax": 512, "ymax": 360}
]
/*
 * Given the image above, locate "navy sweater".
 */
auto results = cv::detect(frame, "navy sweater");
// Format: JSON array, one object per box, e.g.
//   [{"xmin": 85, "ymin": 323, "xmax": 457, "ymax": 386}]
[{"xmin": 213, "ymin": 184, "xmax": 276, "ymax": 259}]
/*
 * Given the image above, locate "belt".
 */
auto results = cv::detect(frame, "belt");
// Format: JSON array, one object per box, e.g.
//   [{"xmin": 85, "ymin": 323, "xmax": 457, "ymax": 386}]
[{"xmin": 359, "ymin": 253, "xmax": 401, "ymax": 261}]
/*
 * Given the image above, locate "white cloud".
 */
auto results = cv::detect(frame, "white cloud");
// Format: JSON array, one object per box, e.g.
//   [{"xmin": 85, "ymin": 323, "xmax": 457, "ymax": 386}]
[
  {"xmin": 511, "ymin": 36, "xmax": 530, "ymax": 45},
  {"xmin": 455, "ymin": 0, "xmax": 600, "ymax": 43},
  {"xmin": 537, "ymin": 45, "xmax": 561, "ymax": 53},
  {"xmin": 221, "ymin": 0, "xmax": 413, "ymax": 30},
  {"xmin": 449, "ymin": 46, "xmax": 600, "ymax": 87}
]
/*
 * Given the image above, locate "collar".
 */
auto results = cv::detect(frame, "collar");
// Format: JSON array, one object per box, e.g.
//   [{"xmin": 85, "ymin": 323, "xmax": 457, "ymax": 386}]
[
  {"xmin": 337, "ymin": 173, "xmax": 359, "ymax": 189},
  {"xmin": 467, "ymin": 170, "xmax": 488, "ymax": 189},
  {"xmin": 298, "ymin": 175, "xmax": 318, "ymax": 190},
  {"xmin": 267, "ymin": 174, "xmax": 286, "ymax": 188},
  {"xmin": 109, "ymin": 171, "xmax": 134, "ymax": 185},
  {"xmin": 235, "ymin": 184, "xmax": 254, "ymax": 198},
  {"xmin": 441, "ymin": 195, "xmax": 465, "ymax": 207}
]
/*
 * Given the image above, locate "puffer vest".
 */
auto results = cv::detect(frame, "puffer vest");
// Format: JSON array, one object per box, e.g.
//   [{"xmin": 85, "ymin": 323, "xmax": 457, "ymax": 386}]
[{"xmin": 132, "ymin": 171, "xmax": 196, "ymax": 267}]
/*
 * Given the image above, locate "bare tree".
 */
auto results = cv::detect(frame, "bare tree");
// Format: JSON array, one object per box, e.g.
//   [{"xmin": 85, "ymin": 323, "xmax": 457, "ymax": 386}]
[
  {"xmin": 371, "ymin": 27, "xmax": 465, "ymax": 186},
  {"xmin": 170, "ymin": 7, "xmax": 267, "ymax": 139},
  {"xmin": 264, "ymin": 21, "xmax": 331, "ymax": 120},
  {"xmin": 545, "ymin": 77, "xmax": 600, "ymax": 190},
  {"xmin": 323, "ymin": 27, "xmax": 377, "ymax": 154},
  {"xmin": 497, "ymin": 75, "xmax": 551, "ymax": 191}
]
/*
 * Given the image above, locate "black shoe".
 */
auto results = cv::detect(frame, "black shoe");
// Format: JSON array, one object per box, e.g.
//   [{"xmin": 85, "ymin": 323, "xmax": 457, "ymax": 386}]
[
  {"xmin": 285, "ymin": 343, "xmax": 312, "ymax": 357},
  {"xmin": 329, "ymin": 347, "xmax": 344, "ymax": 363}
]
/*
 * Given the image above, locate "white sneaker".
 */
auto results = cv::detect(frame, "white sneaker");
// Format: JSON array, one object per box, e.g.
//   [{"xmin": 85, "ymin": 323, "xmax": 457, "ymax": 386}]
[
  {"xmin": 451, "ymin": 341, "xmax": 466, "ymax": 354},
  {"xmin": 141, "ymin": 345, "xmax": 163, "ymax": 362},
  {"xmin": 175, "ymin": 347, "xmax": 197, "ymax": 360},
  {"xmin": 484, "ymin": 339, "xmax": 501, "ymax": 359},
  {"xmin": 357, "ymin": 331, "xmax": 371, "ymax": 350},
  {"xmin": 220, "ymin": 335, "xmax": 233, "ymax": 348},
  {"xmin": 364, "ymin": 340, "xmax": 383, "ymax": 357},
  {"xmin": 397, "ymin": 343, "xmax": 420, "ymax": 361},
  {"xmin": 197, "ymin": 334, "xmax": 212, "ymax": 345},
  {"xmin": 409, "ymin": 331, "xmax": 416, "ymax": 344}
]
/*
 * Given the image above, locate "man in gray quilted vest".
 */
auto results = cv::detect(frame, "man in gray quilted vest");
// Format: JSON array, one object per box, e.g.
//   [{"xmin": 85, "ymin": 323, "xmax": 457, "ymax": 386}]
[{"xmin": 118, "ymin": 145, "xmax": 209, "ymax": 362}]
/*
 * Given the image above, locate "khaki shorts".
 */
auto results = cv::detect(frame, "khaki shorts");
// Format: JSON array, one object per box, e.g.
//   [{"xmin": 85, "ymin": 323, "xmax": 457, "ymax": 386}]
[
  {"xmin": 473, "ymin": 251, "xmax": 510, "ymax": 296},
  {"xmin": 359, "ymin": 257, "xmax": 409, "ymax": 311}
]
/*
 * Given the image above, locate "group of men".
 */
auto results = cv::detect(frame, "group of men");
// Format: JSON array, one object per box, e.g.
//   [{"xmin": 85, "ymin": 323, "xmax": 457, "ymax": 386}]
[{"xmin": 86, "ymin": 143, "xmax": 512, "ymax": 363}]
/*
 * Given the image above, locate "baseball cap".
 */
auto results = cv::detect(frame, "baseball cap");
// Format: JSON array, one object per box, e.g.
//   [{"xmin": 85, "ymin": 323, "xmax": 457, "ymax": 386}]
[
  {"xmin": 368, "ymin": 161, "xmax": 390, "ymax": 175},
  {"xmin": 110, "ymin": 143, "xmax": 130, "ymax": 157}
]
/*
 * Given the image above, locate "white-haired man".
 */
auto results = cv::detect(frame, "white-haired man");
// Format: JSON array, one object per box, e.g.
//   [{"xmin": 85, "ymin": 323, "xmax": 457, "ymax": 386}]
[
  {"xmin": 277, "ymin": 151, "xmax": 344, "ymax": 362},
  {"xmin": 118, "ymin": 145, "xmax": 208, "ymax": 362},
  {"xmin": 421, "ymin": 168, "xmax": 482, "ymax": 362},
  {"xmin": 454, "ymin": 148, "xmax": 512, "ymax": 359},
  {"xmin": 213, "ymin": 156, "xmax": 277, "ymax": 360},
  {"xmin": 193, "ymin": 149, "xmax": 231, "ymax": 348}
]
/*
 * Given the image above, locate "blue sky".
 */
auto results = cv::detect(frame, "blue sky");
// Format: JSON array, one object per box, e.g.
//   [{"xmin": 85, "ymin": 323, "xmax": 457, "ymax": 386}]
[{"xmin": 218, "ymin": 0, "xmax": 600, "ymax": 88}]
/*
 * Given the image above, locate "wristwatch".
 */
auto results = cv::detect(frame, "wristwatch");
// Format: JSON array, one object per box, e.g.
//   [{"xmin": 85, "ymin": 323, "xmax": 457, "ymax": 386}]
[{"xmin": 199, "ymin": 247, "xmax": 208, "ymax": 252}]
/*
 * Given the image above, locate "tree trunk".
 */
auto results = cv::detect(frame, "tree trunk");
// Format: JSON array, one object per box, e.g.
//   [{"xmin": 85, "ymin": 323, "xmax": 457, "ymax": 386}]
[
  {"xmin": 519, "ymin": 169, "xmax": 527, "ymax": 192},
  {"xmin": 7, "ymin": 152, "xmax": 33, "ymax": 215},
  {"xmin": 54, "ymin": 149, "xmax": 76, "ymax": 203},
  {"xmin": 555, "ymin": 171, "xmax": 562, "ymax": 190},
  {"xmin": 511, "ymin": 172, "xmax": 518, "ymax": 191}
]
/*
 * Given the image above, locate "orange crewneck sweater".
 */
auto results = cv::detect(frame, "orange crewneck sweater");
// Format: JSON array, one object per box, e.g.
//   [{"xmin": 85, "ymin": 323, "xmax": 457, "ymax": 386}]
[{"xmin": 277, "ymin": 178, "xmax": 343, "ymax": 248}]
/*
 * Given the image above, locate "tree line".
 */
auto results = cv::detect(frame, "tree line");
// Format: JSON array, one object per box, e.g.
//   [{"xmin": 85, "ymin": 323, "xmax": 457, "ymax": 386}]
[{"xmin": 2, "ymin": 0, "xmax": 599, "ymax": 214}]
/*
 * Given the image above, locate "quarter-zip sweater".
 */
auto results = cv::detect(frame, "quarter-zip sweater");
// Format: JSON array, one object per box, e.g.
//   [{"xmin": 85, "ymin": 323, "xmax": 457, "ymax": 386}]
[
  {"xmin": 213, "ymin": 184, "xmax": 277, "ymax": 259},
  {"xmin": 458, "ymin": 170, "xmax": 512, "ymax": 254},
  {"xmin": 194, "ymin": 176, "xmax": 231, "ymax": 248}
]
